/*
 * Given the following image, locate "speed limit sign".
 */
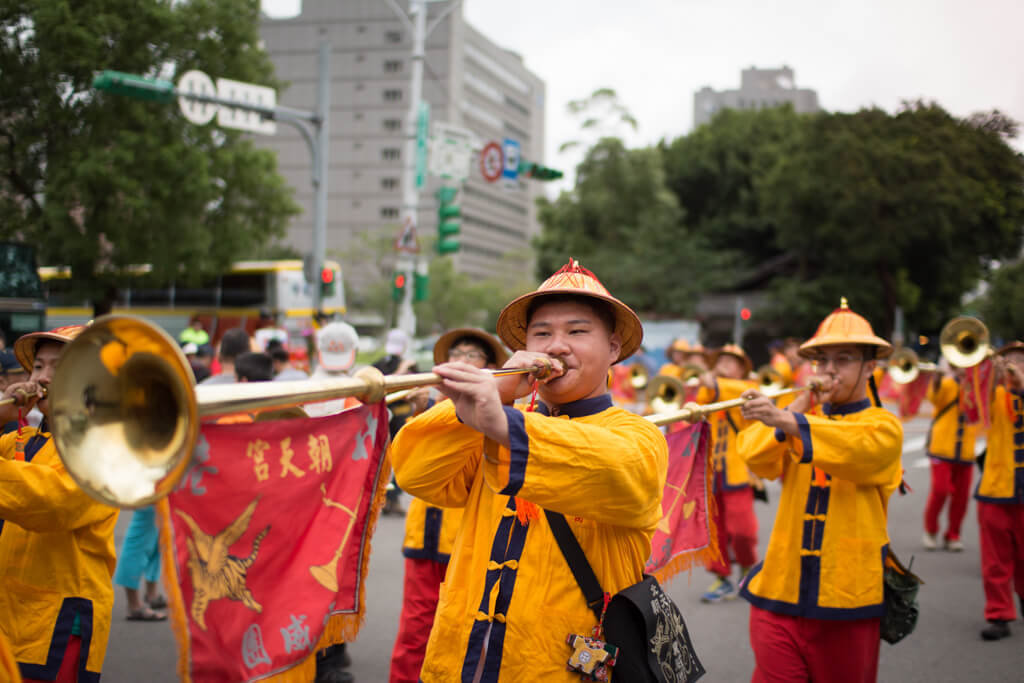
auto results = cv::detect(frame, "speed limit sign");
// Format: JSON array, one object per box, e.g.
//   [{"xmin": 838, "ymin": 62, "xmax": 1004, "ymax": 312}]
[{"xmin": 480, "ymin": 141, "xmax": 503, "ymax": 183}]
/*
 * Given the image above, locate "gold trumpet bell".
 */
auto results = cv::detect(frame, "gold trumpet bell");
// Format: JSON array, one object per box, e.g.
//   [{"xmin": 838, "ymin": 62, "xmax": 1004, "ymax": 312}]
[
  {"xmin": 647, "ymin": 374, "xmax": 687, "ymax": 414},
  {"xmin": 940, "ymin": 316, "xmax": 990, "ymax": 368},
  {"xmin": 756, "ymin": 365, "xmax": 784, "ymax": 393},
  {"xmin": 888, "ymin": 347, "xmax": 922, "ymax": 384},
  {"xmin": 51, "ymin": 315, "xmax": 197, "ymax": 508},
  {"xmin": 629, "ymin": 363, "xmax": 649, "ymax": 391}
]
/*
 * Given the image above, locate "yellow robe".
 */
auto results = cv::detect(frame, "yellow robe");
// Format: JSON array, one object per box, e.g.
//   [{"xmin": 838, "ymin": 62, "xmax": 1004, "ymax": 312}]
[
  {"xmin": 925, "ymin": 376, "xmax": 978, "ymax": 463},
  {"xmin": 0, "ymin": 428, "xmax": 118, "ymax": 679},
  {"xmin": 737, "ymin": 399, "xmax": 903, "ymax": 618},
  {"xmin": 975, "ymin": 386, "xmax": 1024, "ymax": 503},
  {"xmin": 391, "ymin": 394, "xmax": 667, "ymax": 682},
  {"xmin": 402, "ymin": 498, "xmax": 464, "ymax": 564},
  {"xmin": 698, "ymin": 377, "xmax": 756, "ymax": 489}
]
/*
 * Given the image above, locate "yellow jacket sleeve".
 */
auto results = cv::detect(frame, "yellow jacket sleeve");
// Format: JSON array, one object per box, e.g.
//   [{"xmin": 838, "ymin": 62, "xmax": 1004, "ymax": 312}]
[
  {"xmin": 783, "ymin": 408, "xmax": 903, "ymax": 486},
  {"xmin": 927, "ymin": 376, "xmax": 957, "ymax": 411},
  {"xmin": 0, "ymin": 456, "xmax": 116, "ymax": 533},
  {"xmin": 481, "ymin": 406, "xmax": 668, "ymax": 529},
  {"xmin": 391, "ymin": 400, "xmax": 482, "ymax": 508},
  {"xmin": 738, "ymin": 422, "xmax": 790, "ymax": 481}
]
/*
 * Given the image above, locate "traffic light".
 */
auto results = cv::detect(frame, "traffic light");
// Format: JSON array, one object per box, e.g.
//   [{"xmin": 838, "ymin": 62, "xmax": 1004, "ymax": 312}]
[
  {"xmin": 391, "ymin": 271, "xmax": 407, "ymax": 302},
  {"xmin": 518, "ymin": 160, "xmax": 564, "ymax": 181},
  {"xmin": 740, "ymin": 307, "xmax": 751, "ymax": 321},
  {"xmin": 436, "ymin": 186, "xmax": 460, "ymax": 254},
  {"xmin": 320, "ymin": 266, "xmax": 336, "ymax": 298},
  {"xmin": 414, "ymin": 261, "xmax": 429, "ymax": 302}
]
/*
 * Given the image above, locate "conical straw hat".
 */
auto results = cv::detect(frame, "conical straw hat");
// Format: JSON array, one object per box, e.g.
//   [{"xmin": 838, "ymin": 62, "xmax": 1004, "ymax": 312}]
[{"xmin": 799, "ymin": 298, "xmax": 893, "ymax": 359}]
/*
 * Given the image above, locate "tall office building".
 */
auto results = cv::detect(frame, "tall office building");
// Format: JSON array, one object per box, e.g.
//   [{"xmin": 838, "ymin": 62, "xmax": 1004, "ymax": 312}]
[
  {"xmin": 258, "ymin": 1, "xmax": 546, "ymax": 301},
  {"xmin": 693, "ymin": 66, "xmax": 819, "ymax": 128}
]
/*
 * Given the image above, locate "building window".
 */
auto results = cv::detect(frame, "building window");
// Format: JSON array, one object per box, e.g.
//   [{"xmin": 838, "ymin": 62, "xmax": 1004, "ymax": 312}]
[
  {"xmin": 353, "ymin": 142, "xmax": 362, "ymax": 150},
  {"xmin": 380, "ymin": 207, "xmax": 399, "ymax": 219},
  {"xmin": 385, "ymin": 30, "xmax": 402, "ymax": 43},
  {"xmin": 356, "ymin": 54, "xmax": 365, "ymax": 63},
  {"xmin": 381, "ymin": 178, "xmax": 399, "ymax": 190},
  {"xmin": 383, "ymin": 89, "xmax": 403, "ymax": 102},
  {"xmin": 355, "ymin": 83, "xmax": 364, "ymax": 91},
  {"xmin": 355, "ymin": 112, "xmax": 363, "ymax": 120},
  {"xmin": 384, "ymin": 60, "xmax": 403, "ymax": 73},
  {"xmin": 504, "ymin": 95, "xmax": 529, "ymax": 117},
  {"xmin": 357, "ymin": 25, "xmax": 366, "ymax": 34},
  {"xmin": 381, "ymin": 148, "xmax": 400, "ymax": 161},
  {"xmin": 382, "ymin": 118, "xmax": 402, "ymax": 132}
]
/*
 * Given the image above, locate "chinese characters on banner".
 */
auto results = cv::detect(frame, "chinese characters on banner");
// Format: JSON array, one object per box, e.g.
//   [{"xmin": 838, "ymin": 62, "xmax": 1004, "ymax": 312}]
[
  {"xmin": 646, "ymin": 421, "xmax": 718, "ymax": 582},
  {"xmin": 158, "ymin": 403, "xmax": 390, "ymax": 683}
]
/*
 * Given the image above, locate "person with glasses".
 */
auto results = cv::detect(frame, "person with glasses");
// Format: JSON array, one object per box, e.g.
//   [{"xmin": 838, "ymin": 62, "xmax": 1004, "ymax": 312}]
[
  {"xmin": 734, "ymin": 299, "xmax": 902, "ymax": 683},
  {"xmin": 389, "ymin": 329, "xmax": 508, "ymax": 683}
]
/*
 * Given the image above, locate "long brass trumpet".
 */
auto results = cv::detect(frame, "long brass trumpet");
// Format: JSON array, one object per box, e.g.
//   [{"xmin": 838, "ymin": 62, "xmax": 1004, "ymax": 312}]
[
  {"xmin": 940, "ymin": 316, "xmax": 990, "ymax": 368},
  {"xmin": 887, "ymin": 348, "xmax": 938, "ymax": 385},
  {"xmin": 0, "ymin": 387, "xmax": 44, "ymax": 408},
  {"xmin": 646, "ymin": 385, "xmax": 811, "ymax": 427},
  {"xmin": 48, "ymin": 315, "xmax": 564, "ymax": 508}
]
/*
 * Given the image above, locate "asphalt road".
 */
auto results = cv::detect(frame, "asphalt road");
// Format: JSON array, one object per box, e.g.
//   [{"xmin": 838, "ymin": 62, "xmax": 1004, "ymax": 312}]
[{"xmin": 103, "ymin": 415, "xmax": 1024, "ymax": 682}]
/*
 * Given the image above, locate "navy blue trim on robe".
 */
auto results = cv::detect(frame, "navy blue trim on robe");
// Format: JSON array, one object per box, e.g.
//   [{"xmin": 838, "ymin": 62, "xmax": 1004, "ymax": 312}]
[
  {"xmin": 19, "ymin": 597, "xmax": 99, "ymax": 683},
  {"xmin": 497, "ymin": 407, "xmax": 529, "ymax": 496},
  {"xmin": 534, "ymin": 393, "xmax": 613, "ymax": 418}
]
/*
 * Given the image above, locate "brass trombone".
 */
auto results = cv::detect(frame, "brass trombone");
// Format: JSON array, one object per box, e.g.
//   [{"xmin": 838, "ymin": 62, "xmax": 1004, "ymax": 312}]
[{"xmin": 47, "ymin": 315, "xmax": 564, "ymax": 508}]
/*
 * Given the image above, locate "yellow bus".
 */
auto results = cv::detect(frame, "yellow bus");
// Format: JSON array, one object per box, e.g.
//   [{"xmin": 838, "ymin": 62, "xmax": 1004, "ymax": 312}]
[{"xmin": 40, "ymin": 259, "xmax": 346, "ymax": 351}]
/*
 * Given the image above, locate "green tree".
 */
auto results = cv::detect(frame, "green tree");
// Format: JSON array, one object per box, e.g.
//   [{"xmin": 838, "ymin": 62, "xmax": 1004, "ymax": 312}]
[
  {"xmin": 0, "ymin": 0, "xmax": 299, "ymax": 313},
  {"xmin": 976, "ymin": 259, "xmax": 1024, "ymax": 343},
  {"xmin": 558, "ymin": 88, "xmax": 638, "ymax": 154},
  {"xmin": 758, "ymin": 103, "xmax": 1024, "ymax": 337},
  {"xmin": 535, "ymin": 138, "xmax": 727, "ymax": 315}
]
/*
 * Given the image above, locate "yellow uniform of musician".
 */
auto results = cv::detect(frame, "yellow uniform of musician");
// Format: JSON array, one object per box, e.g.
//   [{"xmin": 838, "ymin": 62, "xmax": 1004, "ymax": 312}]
[
  {"xmin": 977, "ymin": 383, "xmax": 1024, "ymax": 502},
  {"xmin": 0, "ymin": 326, "xmax": 118, "ymax": 682},
  {"xmin": 391, "ymin": 260, "xmax": 667, "ymax": 681}
]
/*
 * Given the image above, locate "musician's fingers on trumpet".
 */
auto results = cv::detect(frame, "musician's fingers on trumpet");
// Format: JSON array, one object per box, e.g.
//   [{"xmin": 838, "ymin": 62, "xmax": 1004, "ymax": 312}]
[
  {"xmin": 491, "ymin": 351, "xmax": 566, "ymax": 403},
  {"xmin": 0, "ymin": 381, "xmax": 45, "ymax": 417},
  {"xmin": 739, "ymin": 389, "xmax": 786, "ymax": 426}
]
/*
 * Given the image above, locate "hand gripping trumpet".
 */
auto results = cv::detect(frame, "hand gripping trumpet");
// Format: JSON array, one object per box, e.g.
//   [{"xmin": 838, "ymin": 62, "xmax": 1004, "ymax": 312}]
[
  {"xmin": 46, "ymin": 315, "xmax": 563, "ymax": 508},
  {"xmin": 645, "ymin": 383, "xmax": 820, "ymax": 427},
  {"xmin": 0, "ymin": 386, "xmax": 45, "ymax": 408}
]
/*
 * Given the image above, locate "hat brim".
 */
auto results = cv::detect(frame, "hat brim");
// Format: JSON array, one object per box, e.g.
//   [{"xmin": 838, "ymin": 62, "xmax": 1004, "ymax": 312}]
[
  {"xmin": 799, "ymin": 335, "xmax": 893, "ymax": 359},
  {"xmin": 496, "ymin": 289, "xmax": 643, "ymax": 364},
  {"xmin": 996, "ymin": 341, "xmax": 1024, "ymax": 357},
  {"xmin": 14, "ymin": 328, "xmax": 83, "ymax": 372},
  {"xmin": 433, "ymin": 328, "xmax": 509, "ymax": 367},
  {"xmin": 319, "ymin": 348, "xmax": 356, "ymax": 373}
]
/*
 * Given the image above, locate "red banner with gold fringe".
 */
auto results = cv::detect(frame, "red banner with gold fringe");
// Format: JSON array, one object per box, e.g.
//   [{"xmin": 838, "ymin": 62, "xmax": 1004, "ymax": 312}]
[
  {"xmin": 157, "ymin": 402, "xmax": 390, "ymax": 683},
  {"xmin": 646, "ymin": 421, "xmax": 718, "ymax": 582},
  {"xmin": 961, "ymin": 358, "xmax": 995, "ymax": 426}
]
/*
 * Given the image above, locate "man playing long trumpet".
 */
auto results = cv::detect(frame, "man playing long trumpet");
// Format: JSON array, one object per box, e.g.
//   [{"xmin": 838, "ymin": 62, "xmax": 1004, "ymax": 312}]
[
  {"xmin": 736, "ymin": 299, "xmax": 903, "ymax": 683},
  {"xmin": 921, "ymin": 359, "xmax": 979, "ymax": 552},
  {"xmin": 390, "ymin": 259, "xmax": 667, "ymax": 681},
  {"xmin": 975, "ymin": 340, "xmax": 1024, "ymax": 641},
  {"xmin": 0, "ymin": 326, "xmax": 119, "ymax": 683},
  {"xmin": 695, "ymin": 343, "xmax": 760, "ymax": 603}
]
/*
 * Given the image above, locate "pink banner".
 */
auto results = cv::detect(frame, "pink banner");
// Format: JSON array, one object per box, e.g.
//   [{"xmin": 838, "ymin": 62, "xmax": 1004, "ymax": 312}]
[{"xmin": 961, "ymin": 358, "xmax": 995, "ymax": 426}]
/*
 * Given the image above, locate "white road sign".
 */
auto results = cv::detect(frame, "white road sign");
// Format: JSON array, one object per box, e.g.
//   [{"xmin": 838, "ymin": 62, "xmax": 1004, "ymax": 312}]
[
  {"xmin": 215, "ymin": 77, "xmax": 277, "ymax": 135},
  {"xmin": 177, "ymin": 70, "xmax": 217, "ymax": 125},
  {"xmin": 429, "ymin": 121, "xmax": 478, "ymax": 182}
]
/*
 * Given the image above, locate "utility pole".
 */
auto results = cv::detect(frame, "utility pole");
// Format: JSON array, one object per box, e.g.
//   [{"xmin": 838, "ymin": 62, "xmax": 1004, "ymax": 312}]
[{"xmin": 385, "ymin": 0, "xmax": 462, "ymax": 338}]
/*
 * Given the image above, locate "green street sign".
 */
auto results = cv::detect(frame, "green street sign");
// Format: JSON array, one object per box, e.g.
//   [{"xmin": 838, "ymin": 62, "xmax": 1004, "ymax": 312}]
[{"xmin": 92, "ymin": 70, "xmax": 175, "ymax": 103}]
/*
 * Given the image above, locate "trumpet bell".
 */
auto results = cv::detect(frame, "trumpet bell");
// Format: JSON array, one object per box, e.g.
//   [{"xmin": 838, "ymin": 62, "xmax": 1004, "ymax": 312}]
[
  {"xmin": 756, "ymin": 365, "xmax": 785, "ymax": 393},
  {"xmin": 629, "ymin": 363, "xmax": 649, "ymax": 391},
  {"xmin": 51, "ymin": 315, "xmax": 197, "ymax": 508},
  {"xmin": 888, "ymin": 347, "xmax": 921, "ymax": 384},
  {"xmin": 647, "ymin": 374, "xmax": 687, "ymax": 414},
  {"xmin": 940, "ymin": 316, "xmax": 990, "ymax": 368}
]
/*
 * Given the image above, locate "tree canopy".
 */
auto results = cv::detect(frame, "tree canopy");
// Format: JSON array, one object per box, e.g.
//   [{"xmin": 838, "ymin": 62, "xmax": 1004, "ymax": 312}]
[
  {"xmin": 0, "ymin": 0, "xmax": 299, "ymax": 309},
  {"xmin": 535, "ymin": 101, "xmax": 1024, "ymax": 340}
]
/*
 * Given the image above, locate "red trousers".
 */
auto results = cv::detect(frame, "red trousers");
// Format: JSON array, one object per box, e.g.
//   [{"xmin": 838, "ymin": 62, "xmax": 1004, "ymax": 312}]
[
  {"xmin": 708, "ymin": 486, "xmax": 758, "ymax": 577},
  {"xmin": 977, "ymin": 500, "xmax": 1024, "ymax": 621},
  {"xmin": 749, "ymin": 605, "xmax": 880, "ymax": 683},
  {"xmin": 390, "ymin": 557, "xmax": 448, "ymax": 683},
  {"xmin": 23, "ymin": 635, "xmax": 82, "ymax": 683},
  {"xmin": 923, "ymin": 459, "xmax": 973, "ymax": 540}
]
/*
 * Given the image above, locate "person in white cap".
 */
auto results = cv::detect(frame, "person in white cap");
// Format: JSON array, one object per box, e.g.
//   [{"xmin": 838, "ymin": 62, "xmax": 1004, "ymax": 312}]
[
  {"xmin": 374, "ymin": 328, "xmax": 414, "ymax": 375},
  {"xmin": 304, "ymin": 321, "xmax": 361, "ymax": 418}
]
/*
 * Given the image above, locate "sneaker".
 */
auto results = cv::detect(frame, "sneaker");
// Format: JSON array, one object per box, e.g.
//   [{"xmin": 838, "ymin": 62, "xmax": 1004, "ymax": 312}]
[
  {"xmin": 981, "ymin": 620, "xmax": 1011, "ymax": 641},
  {"xmin": 945, "ymin": 538, "xmax": 964, "ymax": 552},
  {"xmin": 922, "ymin": 532, "xmax": 939, "ymax": 551},
  {"xmin": 700, "ymin": 577, "xmax": 737, "ymax": 603}
]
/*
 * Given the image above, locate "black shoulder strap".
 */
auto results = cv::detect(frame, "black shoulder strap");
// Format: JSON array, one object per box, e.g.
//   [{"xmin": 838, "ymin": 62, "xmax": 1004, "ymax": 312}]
[
  {"xmin": 544, "ymin": 509, "xmax": 605, "ymax": 620},
  {"xmin": 935, "ymin": 397, "xmax": 958, "ymax": 421},
  {"xmin": 725, "ymin": 411, "xmax": 741, "ymax": 435}
]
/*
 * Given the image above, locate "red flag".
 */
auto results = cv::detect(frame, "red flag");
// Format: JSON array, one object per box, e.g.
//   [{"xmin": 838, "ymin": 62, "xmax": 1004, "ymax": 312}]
[
  {"xmin": 158, "ymin": 403, "xmax": 390, "ymax": 683},
  {"xmin": 646, "ymin": 421, "xmax": 719, "ymax": 582},
  {"xmin": 898, "ymin": 373, "xmax": 931, "ymax": 420},
  {"xmin": 878, "ymin": 370, "xmax": 901, "ymax": 402},
  {"xmin": 961, "ymin": 358, "xmax": 996, "ymax": 426}
]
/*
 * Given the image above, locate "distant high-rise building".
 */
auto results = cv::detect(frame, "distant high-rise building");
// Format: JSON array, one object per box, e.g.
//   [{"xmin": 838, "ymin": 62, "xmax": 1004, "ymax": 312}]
[
  {"xmin": 258, "ymin": 1, "xmax": 546, "ymax": 301},
  {"xmin": 693, "ymin": 66, "xmax": 819, "ymax": 128}
]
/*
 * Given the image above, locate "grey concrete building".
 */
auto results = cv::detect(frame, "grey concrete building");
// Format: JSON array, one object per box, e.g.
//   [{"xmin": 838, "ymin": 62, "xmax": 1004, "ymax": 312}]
[
  {"xmin": 693, "ymin": 66, "xmax": 819, "ymax": 128},
  {"xmin": 258, "ymin": 1, "xmax": 546, "ymax": 302}
]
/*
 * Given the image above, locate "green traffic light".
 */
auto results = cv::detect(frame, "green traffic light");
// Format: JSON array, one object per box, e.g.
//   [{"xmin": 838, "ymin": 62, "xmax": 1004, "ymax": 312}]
[
  {"xmin": 438, "ymin": 239, "xmax": 460, "ymax": 254},
  {"xmin": 92, "ymin": 70, "xmax": 175, "ymax": 103}
]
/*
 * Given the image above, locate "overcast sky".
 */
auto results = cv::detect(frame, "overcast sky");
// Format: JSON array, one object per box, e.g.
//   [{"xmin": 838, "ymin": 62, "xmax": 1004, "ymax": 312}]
[{"xmin": 263, "ymin": 0, "xmax": 1024, "ymax": 190}]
